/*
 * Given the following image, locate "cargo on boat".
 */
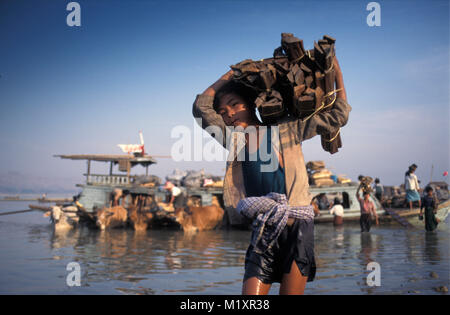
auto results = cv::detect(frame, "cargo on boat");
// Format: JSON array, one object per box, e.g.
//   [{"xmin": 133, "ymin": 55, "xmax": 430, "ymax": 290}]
[
  {"xmin": 55, "ymin": 154, "xmax": 162, "ymax": 212},
  {"xmin": 33, "ymin": 153, "xmax": 448, "ymax": 231},
  {"xmin": 46, "ymin": 153, "xmax": 225, "ymax": 231}
]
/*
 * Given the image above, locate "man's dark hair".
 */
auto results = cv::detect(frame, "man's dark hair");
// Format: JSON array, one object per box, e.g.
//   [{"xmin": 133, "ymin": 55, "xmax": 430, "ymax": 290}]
[
  {"xmin": 213, "ymin": 80, "xmax": 258, "ymax": 112},
  {"xmin": 375, "ymin": 178, "xmax": 380, "ymax": 184},
  {"xmin": 425, "ymin": 186, "xmax": 433, "ymax": 193},
  {"xmin": 333, "ymin": 197, "xmax": 342, "ymax": 205}
]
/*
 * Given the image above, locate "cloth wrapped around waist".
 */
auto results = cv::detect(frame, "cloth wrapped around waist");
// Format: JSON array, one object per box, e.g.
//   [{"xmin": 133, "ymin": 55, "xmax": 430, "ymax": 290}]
[{"xmin": 237, "ymin": 193, "xmax": 314, "ymax": 254}]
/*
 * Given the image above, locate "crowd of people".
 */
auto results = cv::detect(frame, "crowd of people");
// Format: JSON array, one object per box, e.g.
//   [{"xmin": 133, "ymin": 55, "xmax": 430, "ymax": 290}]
[{"xmin": 320, "ymin": 163, "xmax": 442, "ymax": 233}]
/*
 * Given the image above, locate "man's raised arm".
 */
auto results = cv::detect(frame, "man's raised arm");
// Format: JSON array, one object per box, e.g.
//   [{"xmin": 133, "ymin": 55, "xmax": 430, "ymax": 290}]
[
  {"xmin": 192, "ymin": 71, "xmax": 233, "ymax": 148},
  {"xmin": 299, "ymin": 56, "xmax": 351, "ymax": 142}
]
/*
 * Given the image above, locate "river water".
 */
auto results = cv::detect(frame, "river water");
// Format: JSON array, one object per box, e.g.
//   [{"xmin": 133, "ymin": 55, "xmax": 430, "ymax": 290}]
[{"xmin": 0, "ymin": 200, "xmax": 448, "ymax": 295}]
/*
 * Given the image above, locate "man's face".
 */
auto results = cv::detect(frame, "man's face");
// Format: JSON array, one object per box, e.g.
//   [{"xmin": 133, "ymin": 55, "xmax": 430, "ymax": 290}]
[
  {"xmin": 217, "ymin": 92, "xmax": 255, "ymax": 129},
  {"xmin": 364, "ymin": 194, "xmax": 370, "ymax": 201}
]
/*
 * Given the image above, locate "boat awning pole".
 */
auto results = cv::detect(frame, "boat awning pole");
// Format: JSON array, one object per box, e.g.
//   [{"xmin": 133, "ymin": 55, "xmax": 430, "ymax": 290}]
[{"xmin": 87, "ymin": 160, "xmax": 91, "ymax": 183}]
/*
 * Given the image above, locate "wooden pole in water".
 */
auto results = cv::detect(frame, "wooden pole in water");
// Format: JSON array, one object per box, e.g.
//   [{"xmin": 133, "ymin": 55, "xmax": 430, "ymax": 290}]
[
  {"xmin": 430, "ymin": 164, "xmax": 434, "ymax": 183},
  {"xmin": 29, "ymin": 204, "xmax": 52, "ymax": 212},
  {"xmin": 87, "ymin": 159, "xmax": 91, "ymax": 183},
  {"xmin": 0, "ymin": 209, "xmax": 36, "ymax": 216}
]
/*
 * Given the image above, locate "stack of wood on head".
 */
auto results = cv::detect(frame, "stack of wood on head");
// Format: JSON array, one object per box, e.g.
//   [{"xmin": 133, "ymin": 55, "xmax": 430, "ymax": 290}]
[
  {"xmin": 230, "ymin": 33, "xmax": 343, "ymax": 154},
  {"xmin": 359, "ymin": 176, "xmax": 373, "ymax": 194}
]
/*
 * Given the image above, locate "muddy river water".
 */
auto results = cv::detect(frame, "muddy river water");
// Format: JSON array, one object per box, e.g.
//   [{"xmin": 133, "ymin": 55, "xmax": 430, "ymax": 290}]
[{"xmin": 0, "ymin": 201, "xmax": 448, "ymax": 294}]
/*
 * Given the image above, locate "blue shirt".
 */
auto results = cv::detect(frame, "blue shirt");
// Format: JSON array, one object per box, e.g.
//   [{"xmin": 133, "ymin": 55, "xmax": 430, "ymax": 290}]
[{"xmin": 242, "ymin": 127, "xmax": 286, "ymax": 197}]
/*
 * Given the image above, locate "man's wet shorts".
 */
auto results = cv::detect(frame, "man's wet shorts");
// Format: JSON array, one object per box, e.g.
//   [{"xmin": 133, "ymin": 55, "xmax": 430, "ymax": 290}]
[{"xmin": 243, "ymin": 218, "xmax": 316, "ymax": 284}]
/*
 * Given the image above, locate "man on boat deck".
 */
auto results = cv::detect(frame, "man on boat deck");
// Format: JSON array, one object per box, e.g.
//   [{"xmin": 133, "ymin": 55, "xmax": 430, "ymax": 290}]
[
  {"xmin": 192, "ymin": 56, "xmax": 351, "ymax": 295},
  {"xmin": 163, "ymin": 181, "xmax": 186, "ymax": 212},
  {"xmin": 373, "ymin": 178, "xmax": 384, "ymax": 202},
  {"xmin": 405, "ymin": 164, "xmax": 421, "ymax": 211}
]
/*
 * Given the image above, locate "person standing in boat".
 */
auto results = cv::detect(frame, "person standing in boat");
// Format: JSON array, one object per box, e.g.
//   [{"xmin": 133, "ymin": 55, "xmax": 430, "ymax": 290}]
[
  {"xmin": 356, "ymin": 187, "xmax": 379, "ymax": 232},
  {"xmin": 420, "ymin": 186, "xmax": 440, "ymax": 232},
  {"xmin": 193, "ymin": 56, "xmax": 351, "ymax": 295},
  {"xmin": 329, "ymin": 197, "xmax": 344, "ymax": 226},
  {"xmin": 405, "ymin": 164, "xmax": 421, "ymax": 211},
  {"xmin": 163, "ymin": 181, "xmax": 186, "ymax": 211},
  {"xmin": 373, "ymin": 178, "xmax": 384, "ymax": 202}
]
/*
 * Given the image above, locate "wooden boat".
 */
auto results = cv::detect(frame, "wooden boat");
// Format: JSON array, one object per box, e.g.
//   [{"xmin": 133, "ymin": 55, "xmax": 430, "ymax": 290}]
[
  {"xmin": 55, "ymin": 154, "xmax": 162, "ymax": 212},
  {"xmin": 37, "ymin": 197, "xmax": 73, "ymax": 204},
  {"xmin": 52, "ymin": 154, "xmax": 449, "ymax": 229},
  {"xmin": 2, "ymin": 195, "xmax": 20, "ymax": 201},
  {"xmin": 311, "ymin": 182, "xmax": 384, "ymax": 224},
  {"xmin": 51, "ymin": 154, "xmax": 224, "ymax": 229},
  {"xmin": 312, "ymin": 183, "xmax": 449, "ymax": 226}
]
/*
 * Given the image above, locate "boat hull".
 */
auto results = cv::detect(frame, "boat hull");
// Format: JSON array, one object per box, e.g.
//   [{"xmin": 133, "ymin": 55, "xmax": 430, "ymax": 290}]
[{"xmin": 315, "ymin": 199, "xmax": 450, "ymax": 225}]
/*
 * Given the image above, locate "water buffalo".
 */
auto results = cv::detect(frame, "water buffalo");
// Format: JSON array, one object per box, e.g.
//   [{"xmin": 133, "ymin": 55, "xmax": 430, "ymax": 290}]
[{"xmin": 96, "ymin": 206, "xmax": 128, "ymax": 230}]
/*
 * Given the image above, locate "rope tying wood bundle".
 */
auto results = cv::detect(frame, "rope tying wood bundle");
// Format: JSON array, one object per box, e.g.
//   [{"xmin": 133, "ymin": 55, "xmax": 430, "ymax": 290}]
[{"xmin": 230, "ymin": 33, "xmax": 344, "ymax": 154}]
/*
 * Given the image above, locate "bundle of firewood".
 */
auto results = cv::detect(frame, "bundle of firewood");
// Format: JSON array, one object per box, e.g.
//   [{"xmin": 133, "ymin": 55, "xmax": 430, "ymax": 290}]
[
  {"xmin": 359, "ymin": 176, "xmax": 374, "ymax": 194},
  {"xmin": 230, "ymin": 33, "xmax": 343, "ymax": 154}
]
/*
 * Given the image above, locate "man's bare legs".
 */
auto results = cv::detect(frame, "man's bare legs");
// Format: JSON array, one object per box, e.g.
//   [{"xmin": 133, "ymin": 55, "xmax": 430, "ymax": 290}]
[
  {"xmin": 279, "ymin": 261, "xmax": 308, "ymax": 295},
  {"xmin": 242, "ymin": 277, "xmax": 271, "ymax": 295},
  {"xmin": 242, "ymin": 262, "xmax": 308, "ymax": 295}
]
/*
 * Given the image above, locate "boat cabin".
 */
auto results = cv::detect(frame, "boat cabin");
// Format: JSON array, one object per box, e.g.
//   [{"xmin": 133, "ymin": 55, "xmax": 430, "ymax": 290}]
[{"xmin": 55, "ymin": 154, "xmax": 162, "ymax": 212}]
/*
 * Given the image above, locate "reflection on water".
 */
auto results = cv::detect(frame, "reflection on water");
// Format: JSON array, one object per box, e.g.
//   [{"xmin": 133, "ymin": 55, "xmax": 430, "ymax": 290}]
[
  {"xmin": 50, "ymin": 228, "xmax": 248, "ymax": 282},
  {"xmin": 29, "ymin": 226, "xmax": 250, "ymax": 294},
  {"xmin": 424, "ymin": 232, "xmax": 441, "ymax": 264},
  {"xmin": 0, "ymin": 202, "xmax": 449, "ymax": 294}
]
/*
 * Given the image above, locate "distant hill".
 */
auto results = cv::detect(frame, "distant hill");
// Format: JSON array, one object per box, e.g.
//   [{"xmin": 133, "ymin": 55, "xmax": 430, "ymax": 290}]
[{"xmin": 0, "ymin": 171, "xmax": 80, "ymax": 194}]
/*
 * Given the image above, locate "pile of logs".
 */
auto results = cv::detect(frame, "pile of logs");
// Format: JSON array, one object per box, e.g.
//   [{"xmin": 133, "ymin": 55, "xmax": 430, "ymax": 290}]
[{"xmin": 231, "ymin": 33, "xmax": 342, "ymax": 153}]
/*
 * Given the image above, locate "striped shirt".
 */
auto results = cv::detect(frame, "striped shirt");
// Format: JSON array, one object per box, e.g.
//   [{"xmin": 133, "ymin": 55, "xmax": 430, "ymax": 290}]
[{"xmin": 237, "ymin": 193, "xmax": 314, "ymax": 254}]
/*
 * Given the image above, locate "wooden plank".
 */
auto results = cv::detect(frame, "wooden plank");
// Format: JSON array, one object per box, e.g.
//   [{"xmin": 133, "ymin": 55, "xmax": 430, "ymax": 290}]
[
  {"xmin": 0, "ymin": 209, "xmax": 36, "ymax": 216},
  {"xmin": 29, "ymin": 204, "xmax": 52, "ymax": 212},
  {"xmin": 55, "ymin": 154, "xmax": 158, "ymax": 164},
  {"xmin": 383, "ymin": 207, "xmax": 414, "ymax": 228}
]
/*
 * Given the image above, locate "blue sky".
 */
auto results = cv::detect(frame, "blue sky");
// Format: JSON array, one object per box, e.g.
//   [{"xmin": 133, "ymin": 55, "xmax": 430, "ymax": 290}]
[{"xmin": 0, "ymin": 0, "xmax": 448, "ymax": 191}]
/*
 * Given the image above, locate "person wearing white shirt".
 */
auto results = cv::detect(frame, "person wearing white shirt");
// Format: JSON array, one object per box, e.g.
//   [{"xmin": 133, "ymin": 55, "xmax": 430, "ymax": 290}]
[
  {"xmin": 329, "ymin": 197, "xmax": 344, "ymax": 226},
  {"xmin": 404, "ymin": 164, "xmax": 421, "ymax": 211},
  {"xmin": 163, "ymin": 181, "xmax": 186, "ymax": 211}
]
